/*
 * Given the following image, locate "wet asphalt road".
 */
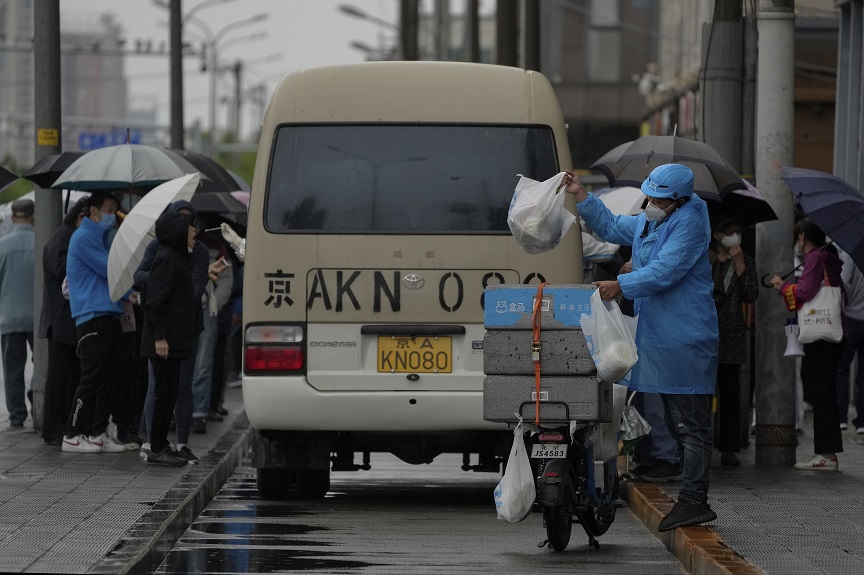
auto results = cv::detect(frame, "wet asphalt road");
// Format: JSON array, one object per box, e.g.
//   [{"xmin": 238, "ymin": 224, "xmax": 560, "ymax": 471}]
[{"xmin": 156, "ymin": 454, "xmax": 682, "ymax": 574}]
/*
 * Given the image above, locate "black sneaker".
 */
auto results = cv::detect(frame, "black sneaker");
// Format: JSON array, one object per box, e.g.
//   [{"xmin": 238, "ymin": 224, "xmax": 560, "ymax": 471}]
[
  {"xmin": 721, "ymin": 452, "xmax": 741, "ymax": 467},
  {"xmin": 215, "ymin": 406, "xmax": 228, "ymax": 417},
  {"xmin": 205, "ymin": 411, "xmax": 224, "ymax": 423},
  {"xmin": 176, "ymin": 446, "xmax": 199, "ymax": 465},
  {"xmin": 191, "ymin": 418, "xmax": 207, "ymax": 434},
  {"xmin": 658, "ymin": 500, "xmax": 717, "ymax": 532},
  {"xmin": 637, "ymin": 462, "xmax": 683, "ymax": 482},
  {"xmin": 145, "ymin": 448, "xmax": 187, "ymax": 467},
  {"xmin": 630, "ymin": 463, "xmax": 657, "ymax": 477}
]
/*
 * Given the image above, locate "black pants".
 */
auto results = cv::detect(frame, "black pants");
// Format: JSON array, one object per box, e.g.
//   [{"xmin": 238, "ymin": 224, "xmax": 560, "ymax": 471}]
[
  {"xmin": 801, "ymin": 339, "xmax": 845, "ymax": 455},
  {"xmin": 42, "ymin": 338, "xmax": 80, "ymax": 442},
  {"xmin": 149, "ymin": 356, "xmax": 181, "ymax": 453},
  {"xmin": 716, "ymin": 363, "xmax": 741, "ymax": 453},
  {"xmin": 209, "ymin": 332, "xmax": 228, "ymax": 412},
  {"xmin": 67, "ymin": 316, "xmax": 123, "ymax": 437}
]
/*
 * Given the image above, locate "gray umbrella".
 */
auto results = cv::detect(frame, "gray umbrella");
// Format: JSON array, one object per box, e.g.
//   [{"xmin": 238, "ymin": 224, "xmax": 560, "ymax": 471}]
[
  {"xmin": 52, "ymin": 144, "xmax": 199, "ymax": 191},
  {"xmin": 590, "ymin": 135, "xmax": 747, "ymax": 201}
]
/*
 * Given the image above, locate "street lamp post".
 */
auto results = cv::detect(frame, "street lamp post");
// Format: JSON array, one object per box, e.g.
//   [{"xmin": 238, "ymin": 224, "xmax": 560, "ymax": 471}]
[
  {"xmin": 338, "ymin": 2, "xmax": 418, "ymax": 60},
  {"xmin": 185, "ymin": 12, "xmax": 268, "ymax": 154}
]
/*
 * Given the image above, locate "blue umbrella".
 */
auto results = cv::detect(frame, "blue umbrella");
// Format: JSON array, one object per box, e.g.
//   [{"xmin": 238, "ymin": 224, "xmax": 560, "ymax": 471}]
[{"xmin": 781, "ymin": 166, "xmax": 864, "ymax": 273}]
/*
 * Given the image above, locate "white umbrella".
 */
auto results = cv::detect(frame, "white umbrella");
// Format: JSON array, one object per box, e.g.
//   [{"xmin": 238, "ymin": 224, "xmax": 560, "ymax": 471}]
[
  {"xmin": 592, "ymin": 186, "xmax": 645, "ymax": 216},
  {"xmin": 53, "ymin": 144, "xmax": 199, "ymax": 191},
  {"xmin": 108, "ymin": 173, "xmax": 200, "ymax": 302}
]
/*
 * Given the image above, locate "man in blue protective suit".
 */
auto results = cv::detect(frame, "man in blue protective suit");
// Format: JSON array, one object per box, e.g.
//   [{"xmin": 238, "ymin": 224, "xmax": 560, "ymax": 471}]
[{"xmin": 564, "ymin": 163, "xmax": 719, "ymax": 531}]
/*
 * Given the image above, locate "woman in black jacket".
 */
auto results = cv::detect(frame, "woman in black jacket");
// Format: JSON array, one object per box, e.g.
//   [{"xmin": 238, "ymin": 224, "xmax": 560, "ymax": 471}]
[{"xmin": 140, "ymin": 211, "xmax": 197, "ymax": 466}]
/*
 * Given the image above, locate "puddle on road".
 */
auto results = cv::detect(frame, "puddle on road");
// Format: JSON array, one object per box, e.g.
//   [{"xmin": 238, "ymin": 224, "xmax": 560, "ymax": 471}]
[
  {"xmin": 158, "ymin": 548, "xmax": 373, "ymax": 573},
  {"xmin": 192, "ymin": 521, "xmax": 327, "ymax": 537}
]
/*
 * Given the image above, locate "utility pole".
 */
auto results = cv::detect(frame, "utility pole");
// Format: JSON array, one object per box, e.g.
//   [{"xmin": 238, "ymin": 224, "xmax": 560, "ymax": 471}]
[
  {"xmin": 400, "ymin": 0, "xmax": 419, "ymax": 60},
  {"xmin": 33, "ymin": 0, "xmax": 63, "ymax": 433},
  {"xmin": 435, "ymin": 0, "xmax": 450, "ymax": 60},
  {"xmin": 169, "ymin": 0, "xmax": 184, "ymax": 149},
  {"xmin": 232, "ymin": 60, "xmax": 242, "ymax": 139},
  {"xmin": 523, "ymin": 0, "xmax": 540, "ymax": 71},
  {"xmin": 754, "ymin": 0, "xmax": 797, "ymax": 466},
  {"xmin": 700, "ymin": 0, "xmax": 742, "ymax": 170},
  {"xmin": 496, "ymin": 0, "xmax": 519, "ymax": 67},
  {"xmin": 464, "ymin": 0, "xmax": 480, "ymax": 63}
]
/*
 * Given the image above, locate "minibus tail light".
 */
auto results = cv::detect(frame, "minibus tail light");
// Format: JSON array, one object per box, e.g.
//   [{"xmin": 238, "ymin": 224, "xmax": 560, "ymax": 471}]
[{"xmin": 245, "ymin": 346, "xmax": 304, "ymax": 371}]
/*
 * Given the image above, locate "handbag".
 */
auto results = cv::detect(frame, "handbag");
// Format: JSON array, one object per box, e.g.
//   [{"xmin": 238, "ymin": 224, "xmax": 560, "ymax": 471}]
[
  {"xmin": 493, "ymin": 417, "xmax": 534, "ymax": 522},
  {"xmin": 797, "ymin": 266, "xmax": 843, "ymax": 344}
]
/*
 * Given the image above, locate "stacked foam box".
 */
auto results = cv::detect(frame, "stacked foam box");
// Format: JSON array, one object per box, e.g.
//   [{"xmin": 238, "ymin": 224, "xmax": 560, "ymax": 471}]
[{"xmin": 482, "ymin": 284, "xmax": 612, "ymax": 424}]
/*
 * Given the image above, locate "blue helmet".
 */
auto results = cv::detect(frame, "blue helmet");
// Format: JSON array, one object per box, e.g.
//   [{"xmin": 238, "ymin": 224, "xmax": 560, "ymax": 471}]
[{"xmin": 641, "ymin": 163, "xmax": 694, "ymax": 199}]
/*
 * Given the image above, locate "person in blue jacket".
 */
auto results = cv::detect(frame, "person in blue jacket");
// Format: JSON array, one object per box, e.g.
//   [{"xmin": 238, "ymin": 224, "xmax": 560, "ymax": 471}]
[{"xmin": 565, "ymin": 163, "xmax": 719, "ymax": 532}]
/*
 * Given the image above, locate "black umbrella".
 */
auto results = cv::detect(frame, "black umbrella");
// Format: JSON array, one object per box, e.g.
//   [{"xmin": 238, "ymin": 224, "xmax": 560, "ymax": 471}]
[
  {"xmin": 21, "ymin": 151, "xmax": 86, "ymax": 188},
  {"xmin": 590, "ymin": 135, "xmax": 747, "ymax": 201},
  {"xmin": 0, "ymin": 162, "xmax": 19, "ymax": 192},
  {"xmin": 781, "ymin": 166, "xmax": 864, "ymax": 273},
  {"xmin": 168, "ymin": 149, "xmax": 244, "ymax": 194},
  {"xmin": 190, "ymin": 191, "xmax": 246, "ymax": 214},
  {"xmin": 706, "ymin": 180, "xmax": 778, "ymax": 228}
]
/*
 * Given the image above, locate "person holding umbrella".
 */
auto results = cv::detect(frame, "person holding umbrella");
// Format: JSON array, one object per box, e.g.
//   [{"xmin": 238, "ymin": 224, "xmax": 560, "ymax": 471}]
[
  {"xmin": 770, "ymin": 218, "xmax": 845, "ymax": 471},
  {"xmin": 139, "ymin": 210, "xmax": 199, "ymax": 467},
  {"xmin": 564, "ymin": 163, "xmax": 719, "ymax": 532}
]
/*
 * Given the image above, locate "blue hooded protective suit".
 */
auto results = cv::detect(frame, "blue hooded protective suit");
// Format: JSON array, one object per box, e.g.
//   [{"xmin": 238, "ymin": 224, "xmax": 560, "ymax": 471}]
[{"xmin": 577, "ymin": 193, "xmax": 718, "ymax": 394}]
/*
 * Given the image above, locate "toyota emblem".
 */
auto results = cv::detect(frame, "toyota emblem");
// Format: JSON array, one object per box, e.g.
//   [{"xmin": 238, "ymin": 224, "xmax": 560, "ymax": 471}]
[{"xmin": 402, "ymin": 274, "xmax": 425, "ymax": 290}]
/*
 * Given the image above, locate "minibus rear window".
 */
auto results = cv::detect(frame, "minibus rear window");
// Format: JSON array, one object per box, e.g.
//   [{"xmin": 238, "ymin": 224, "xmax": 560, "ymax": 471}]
[{"xmin": 264, "ymin": 124, "xmax": 558, "ymax": 233}]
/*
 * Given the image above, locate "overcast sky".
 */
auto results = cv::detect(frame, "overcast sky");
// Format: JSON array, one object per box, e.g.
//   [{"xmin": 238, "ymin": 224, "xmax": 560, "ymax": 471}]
[{"xmin": 58, "ymin": 1, "xmax": 415, "ymax": 138}]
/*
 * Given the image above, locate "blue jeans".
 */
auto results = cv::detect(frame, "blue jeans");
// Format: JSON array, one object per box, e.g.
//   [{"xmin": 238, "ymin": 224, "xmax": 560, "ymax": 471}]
[
  {"xmin": 634, "ymin": 392, "xmax": 681, "ymax": 466},
  {"xmin": 836, "ymin": 316, "xmax": 864, "ymax": 428},
  {"xmin": 1, "ymin": 332, "xmax": 34, "ymax": 425},
  {"xmin": 192, "ymin": 311, "xmax": 218, "ymax": 418},
  {"xmin": 661, "ymin": 393, "xmax": 714, "ymax": 505}
]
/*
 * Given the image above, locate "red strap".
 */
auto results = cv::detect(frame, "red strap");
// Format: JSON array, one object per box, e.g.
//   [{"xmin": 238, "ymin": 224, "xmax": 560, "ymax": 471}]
[{"xmin": 532, "ymin": 282, "xmax": 548, "ymax": 426}]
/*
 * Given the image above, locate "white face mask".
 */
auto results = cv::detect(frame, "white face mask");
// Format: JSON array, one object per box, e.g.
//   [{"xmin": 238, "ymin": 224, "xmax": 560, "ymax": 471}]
[
  {"xmin": 644, "ymin": 202, "xmax": 667, "ymax": 222},
  {"xmin": 720, "ymin": 233, "xmax": 741, "ymax": 248}
]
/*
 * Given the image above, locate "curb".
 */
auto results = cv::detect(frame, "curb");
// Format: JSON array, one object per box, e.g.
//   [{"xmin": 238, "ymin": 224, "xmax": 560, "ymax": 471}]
[
  {"xmin": 90, "ymin": 413, "xmax": 254, "ymax": 575},
  {"xmin": 621, "ymin": 479, "xmax": 767, "ymax": 575}
]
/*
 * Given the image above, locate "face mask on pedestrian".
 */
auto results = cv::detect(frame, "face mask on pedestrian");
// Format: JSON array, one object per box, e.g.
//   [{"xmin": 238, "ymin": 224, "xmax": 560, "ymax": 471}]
[
  {"xmin": 98, "ymin": 212, "xmax": 116, "ymax": 231},
  {"xmin": 720, "ymin": 233, "xmax": 741, "ymax": 248},
  {"xmin": 644, "ymin": 202, "xmax": 668, "ymax": 222}
]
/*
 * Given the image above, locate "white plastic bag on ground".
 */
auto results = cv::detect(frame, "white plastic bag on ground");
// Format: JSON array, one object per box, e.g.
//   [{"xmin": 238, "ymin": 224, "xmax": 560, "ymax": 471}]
[
  {"xmin": 507, "ymin": 172, "xmax": 577, "ymax": 254},
  {"xmin": 580, "ymin": 290, "xmax": 638, "ymax": 382},
  {"xmin": 493, "ymin": 417, "xmax": 534, "ymax": 522}
]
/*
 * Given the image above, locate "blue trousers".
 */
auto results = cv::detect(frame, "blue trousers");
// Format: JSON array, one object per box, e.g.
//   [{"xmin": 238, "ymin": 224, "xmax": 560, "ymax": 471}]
[
  {"xmin": 192, "ymin": 311, "xmax": 218, "ymax": 418},
  {"xmin": 661, "ymin": 393, "xmax": 714, "ymax": 505},
  {"xmin": 836, "ymin": 316, "xmax": 864, "ymax": 428},
  {"xmin": 1, "ymin": 332, "xmax": 34, "ymax": 426}
]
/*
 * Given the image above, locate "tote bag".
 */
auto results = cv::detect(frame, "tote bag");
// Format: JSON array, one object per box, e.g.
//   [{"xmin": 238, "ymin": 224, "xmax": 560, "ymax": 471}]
[{"xmin": 797, "ymin": 267, "xmax": 843, "ymax": 344}]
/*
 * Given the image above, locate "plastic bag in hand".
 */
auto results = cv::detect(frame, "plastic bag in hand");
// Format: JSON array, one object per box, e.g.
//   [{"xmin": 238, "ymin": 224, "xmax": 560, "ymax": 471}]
[
  {"xmin": 507, "ymin": 172, "xmax": 577, "ymax": 254},
  {"xmin": 493, "ymin": 417, "xmax": 534, "ymax": 522},
  {"xmin": 580, "ymin": 289, "xmax": 638, "ymax": 382}
]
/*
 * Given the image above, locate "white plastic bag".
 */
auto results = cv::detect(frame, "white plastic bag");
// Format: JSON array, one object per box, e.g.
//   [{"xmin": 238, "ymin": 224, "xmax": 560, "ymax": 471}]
[
  {"xmin": 493, "ymin": 417, "xmax": 534, "ymax": 522},
  {"xmin": 507, "ymin": 172, "xmax": 577, "ymax": 254},
  {"xmin": 589, "ymin": 382, "xmax": 629, "ymax": 461},
  {"xmin": 580, "ymin": 290, "xmax": 638, "ymax": 382}
]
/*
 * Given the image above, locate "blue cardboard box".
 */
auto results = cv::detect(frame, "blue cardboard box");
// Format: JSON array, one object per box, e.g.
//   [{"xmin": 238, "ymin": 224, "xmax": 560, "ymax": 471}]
[{"xmin": 484, "ymin": 284, "xmax": 595, "ymax": 330}]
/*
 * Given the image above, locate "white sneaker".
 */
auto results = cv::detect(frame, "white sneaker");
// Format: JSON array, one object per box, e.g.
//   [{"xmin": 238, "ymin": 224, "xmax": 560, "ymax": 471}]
[
  {"xmin": 90, "ymin": 433, "xmax": 127, "ymax": 453},
  {"xmin": 840, "ymin": 422, "xmax": 849, "ymax": 431},
  {"xmin": 856, "ymin": 427, "xmax": 864, "ymax": 435},
  {"xmin": 794, "ymin": 454, "xmax": 838, "ymax": 471},
  {"xmin": 62, "ymin": 434, "xmax": 101, "ymax": 453},
  {"xmin": 139, "ymin": 442, "xmax": 151, "ymax": 459}
]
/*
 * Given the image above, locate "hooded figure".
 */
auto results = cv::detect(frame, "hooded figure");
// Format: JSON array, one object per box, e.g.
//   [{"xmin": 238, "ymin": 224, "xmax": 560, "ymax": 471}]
[{"xmin": 139, "ymin": 210, "xmax": 197, "ymax": 466}]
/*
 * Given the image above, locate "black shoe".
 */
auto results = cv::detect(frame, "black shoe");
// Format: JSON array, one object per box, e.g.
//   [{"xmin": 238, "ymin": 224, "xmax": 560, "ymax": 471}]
[
  {"xmin": 215, "ymin": 406, "xmax": 228, "ymax": 417},
  {"xmin": 721, "ymin": 452, "xmax": 741, "ymax": 467},
  {"xmin": 658, "ymin": 500, "xmax": 717, "ymax": 532},
  {"xmin": 637, "ymin": 462, "xmax": 683, "ymax": 482},
  {"xmin": 630, "ymin": 463, "xmax": 657, "ymax": 477},
  {"xmin": 190, "ymin": 418, "xmax": 207, "ymax": 434},
  {"xmin": 176, "ymin": 446, "xmax": 199, "ymax": 465},
  {"xmin": 205, "ymin": 411, "xmax": 224, "ymax": 423},
  {"xmin": 44, "ymin": 435, "xmax": 63, "ymax": 446},
  {"xmin": 145, "ymin": 448, "xmax": 187, "ymax": 467},
  {"xmin": 9, "ymin": 422, "xmax": 24, "ymax": 429}
]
